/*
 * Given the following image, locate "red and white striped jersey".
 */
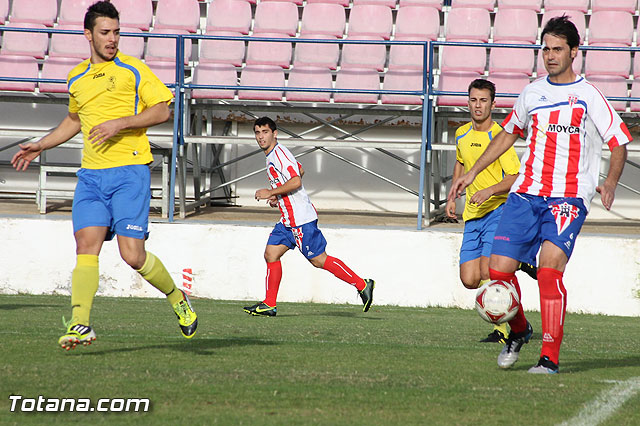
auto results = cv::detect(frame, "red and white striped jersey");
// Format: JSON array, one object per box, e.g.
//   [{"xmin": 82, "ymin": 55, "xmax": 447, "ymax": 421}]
[
  {"xmin": 502, "ymin": 75, "xmax": 631, "ymax": 210},
  {"xmin": 265, "ymin": 143, "xmax": 317, "ymax": 227}
]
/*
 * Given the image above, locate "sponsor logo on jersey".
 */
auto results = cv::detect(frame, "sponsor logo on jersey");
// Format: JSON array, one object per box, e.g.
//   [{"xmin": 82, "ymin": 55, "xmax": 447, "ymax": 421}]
[
  {"xmin": 550, "ymin": 202, "xmax": 580, "ymax": 235},
  {"xmin": 93, "ymin": 72, "xmax": 105, "ymax": 79},
  {"xmin": 470, "ymin": 142, "xmax": 482, "ymax": 147},
  {"xmin": 494, "ymin": 235, "xmax": 510, "ymax": 241},
  {"xmin": 538, "ymin": 95, "xmax": 547, "ymax": 102},
  {"xmin": 547, "ymin": 124, "xmax": 580, "ymax": 134}
]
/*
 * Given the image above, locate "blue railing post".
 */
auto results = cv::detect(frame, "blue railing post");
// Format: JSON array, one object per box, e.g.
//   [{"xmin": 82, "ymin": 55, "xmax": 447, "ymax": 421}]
[{"xmin": 168, "ymin": 34, "xmax": 185, "ymax": 223}]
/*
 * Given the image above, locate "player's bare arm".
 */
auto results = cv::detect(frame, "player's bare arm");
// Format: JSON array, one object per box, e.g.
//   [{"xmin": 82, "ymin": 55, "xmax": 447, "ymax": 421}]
[
  {"xmin": 89, "ymin": 101, "xmax": 171, "ymax": 146},
  {"xmin": 446, "ymin": 161, "xmax": 464, "ymax": 218},
  {"xmin": 470, "ymin": 172, "xmax": 518, "ymax": 206},
  {"xmin": 255, "ymin": 176, "xmax": 302, "ymax": 201},
  {"xmin": 596, "ymin": 144, "xmax": 628, "ymax": 211},
  {"xmin": 11, "ymin": 113, "xmax": 82, "ymax": 171}
]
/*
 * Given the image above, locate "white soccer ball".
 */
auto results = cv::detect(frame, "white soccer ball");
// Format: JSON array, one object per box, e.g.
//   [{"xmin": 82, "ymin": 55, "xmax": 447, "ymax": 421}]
[{"xmin": 475, "ymin": 280, "xmax": 520, "ymax": 324}]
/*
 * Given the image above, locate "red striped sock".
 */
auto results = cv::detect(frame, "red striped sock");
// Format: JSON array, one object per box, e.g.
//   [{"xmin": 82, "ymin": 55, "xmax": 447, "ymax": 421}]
[
  {"xmin": 323, "ymin": 256, "xmax": 366, "ymax": 291},
  {"xmin": 263, "ymin": 261, "xmax": 282, "ymax": 307},
  {"xmin": 538, "ymin": 268, "xmax": 566, "ymax": 365},
  {"xmin": 489, "ymin": 268, "xmax": 528, "ymax": 334}
]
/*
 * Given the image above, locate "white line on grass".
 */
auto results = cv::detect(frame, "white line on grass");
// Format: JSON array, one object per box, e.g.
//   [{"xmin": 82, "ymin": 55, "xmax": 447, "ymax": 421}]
[{"xmin": 559, "ymin": 377, "xmax": 640, "ymax": 426}]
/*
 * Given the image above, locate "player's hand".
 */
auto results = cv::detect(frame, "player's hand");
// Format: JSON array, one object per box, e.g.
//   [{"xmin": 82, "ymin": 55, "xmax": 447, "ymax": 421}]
[
  {"xmin": 255, "ymin": 188, "xmax": 272, "ymax": 201},
  {"xmin": 448, "ymin": 172, "xmax": 475, "ymax": 201},
  {"xmin": 445, "ymin": 198, "xmax": 457, "ymax": 219},
  {"xmin": 596, "ymin": 181, "xmax": 616, "ymax": 211},
  {"xmin": 89, "ymin": 119, "xmax": 123, "ymax": 146},
  {"xmin": 470, "ymin": 188, "xmax": 493, "ymax": 206},
  {"xmin": 11, "ymin": 142, "xmax": 44, "ymax": 171},
  {"xmin": 267, "ymin": 195, "xmax": 278, "ymax": 207}
]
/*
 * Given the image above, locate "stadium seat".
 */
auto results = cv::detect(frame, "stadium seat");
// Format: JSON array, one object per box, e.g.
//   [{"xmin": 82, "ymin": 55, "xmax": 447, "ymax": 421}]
[
  {"xmin": 381, "ymin": 69, "xmax": 424, "ymax": 105},
  {"xmin": 40, "ymin": 57, "xmax": 79, "ymax": 93},
  {"xmin": 347, "ymin": 5, "xmax": 393, "ymax": 40},
  {"xmin": 145, "ymin": 60, "xmax": 178, "ymax": 86},
  {"xmin": 633, "ymin": 54, "xmax": 640, "ymax": 79},
  {"xmin": 118, "ymin": 27, "xmax": 144, "ymax": 59},
  {"xmin": 496, "ymin": 0, "xmax": 542, "ymax": 11},
  {"xmin": 9, "ymin": 0, "xmax": 57, "ymax": 26},
  {"xmin": 544, "ymin": 0, "xmax": 589, "ymax": 13},
  {"xmin": 306, "ymin": 0, "xmax": 349, "ymax": 6},
  {"xmin": 388, "ymin": 38, "xmax": 431, "ymax": 71},
  {"xmin": 398, "ymin": 0, "xmax": 443, "ymax": 8},
  {"xmin": 493, "ymin": 8, "xmax": 538, "ymax": 44},
  {"xmin": 262, "ymin": 0, "xmax": 303, "ymax": 6},
  {"xmin": 50, "ymin": 25, "xmax": 90, "ymax": 59},
  {"xmin": 246, "ymin": 33, "xmax": 293, "ymax": 68},
  {"xmin": 200, "ymin": 31, "xmax": 246, "ymax": 67},
  {"xmin": 206, "ymin": 0, "xmax": 253, "ymax": 34},
  {"xmin": 253, "ymin": 2, "xmax": 299, "ymax": 37},
  {"xmin": 239, "ymin": 65, "xmax": 285, "ymax": 100},
  {"xmin": 0, "ymin": 55, "xmax": 39, "ymax": 91},
  {"xmin": 145, "ymin": 29, "xmax": 192, "ymax": 64},
  {"xmin": 585, "ymin": 11, "xmax": 633, "ymax": 78},
  {"xmin": 154, "ymin": 0, "xmax": 200, "ymax": 33},
  {"xmin": 334, "ymin": 68, "xmax": 380, "ymax": 103},
  {"xmin": 300, "ymin": 3, "xmax": 346, "ymax": 38},
  {"xmin": 449, "ymin": 0, "xmax": 496, "ymax": 10},
  {"xmin": 191, "ymin": 63, "xmax": 237, "ymax": 99},
  {"xmin": 629, "ymin": 78, "xmax": 640, "ymax": 112},
  {"xmin": 59, "ymin": 0, "xmax": 95, "ymax": 26},
  {"xmin": 394, "ymin": 6, "xmax": 439, "ymax": 40},
  {"xmin": 110, "ymin": 0, "xmax": 153, "ymax": 31},
  {"xmin": 0, "ymin": 23, "xmax": 49, "ymax": 59},
  {"xmin": 341, "ymin": 36, "xmax": 387, "ymax": 71},
  {"xmin": 489, "ymin": 47, "xmax": 534, "ymax": 75},
  {"xmin": 591, "ymin": 0, "xmax": 637, "ymax": 13},
  {"xmin": 488, "ymin": 72, "xmax": 530, "ymax": 108},
  {"xmin": 586, "ymin": 75, "xmax": 629, "ymax": 111},
  {"xmin": 286, "ymin": 66, "xmax": 333, "ymax": 102},
  {"xmin": 441, "ymin": 8, "xmax": 490, "ymax": 73},
  {"xmin": 353, "ymin": 0, "xmax": 398, "ymax": 8},
  {"xmin": 541, "ymin": 10, "xmax": 586, "ymax": 44},
  {"xmin": 0, "ymin": 0, "xmax": 8, "ymax": 25},
  {"xmin": 293, "ymin": 34, "xmax": 340, "ymax": 70},
  {"xmin": 436, "ymin": 71, "xmax": 482, "ymax": 106}
]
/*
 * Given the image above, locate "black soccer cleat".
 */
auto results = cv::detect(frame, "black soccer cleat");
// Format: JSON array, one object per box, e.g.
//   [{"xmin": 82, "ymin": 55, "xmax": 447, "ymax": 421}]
[
  {"xmin": 528, "ymin": 356, "xmax": 560, "ymax": 374},
  {"xmin": 518, "ymin": 262, "xmax": 538, "ymax": 280},
  {"xmin": 358, "ymin": 279, "xmax": 375, "ymax": 312},
  {"xmin": 243, "ymin": 302, "xmax": 277, "ymax": 317},
  {"xmin": 480, "ymin": 329, "xmax": 508, "ymax": 344}
]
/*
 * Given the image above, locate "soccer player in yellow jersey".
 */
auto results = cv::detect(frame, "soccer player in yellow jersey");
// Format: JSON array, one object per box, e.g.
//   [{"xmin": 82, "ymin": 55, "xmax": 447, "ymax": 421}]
[
  {"xmin": 11, "ymin": 1, "xmax": 197, "ymax": 349},
  {"xmin": 445, "ymin": 79, "xmax": 529, "ymax": 343}
]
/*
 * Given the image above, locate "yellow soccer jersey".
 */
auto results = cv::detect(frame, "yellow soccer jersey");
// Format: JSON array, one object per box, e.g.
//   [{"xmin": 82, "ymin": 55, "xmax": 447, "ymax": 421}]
[
  {"xmin": 67, "ymin": 52, "xmax": 173, "ymax": 169},
  {"xmin": 455, "ymin": 121, "xmax": 521, "ymax": 222}
]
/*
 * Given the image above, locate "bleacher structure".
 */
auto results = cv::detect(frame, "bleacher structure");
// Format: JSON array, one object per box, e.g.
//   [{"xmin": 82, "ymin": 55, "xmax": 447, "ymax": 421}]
[{"xmin": 1, "ymin": 0, "xmax": 639, "ymax": 228}]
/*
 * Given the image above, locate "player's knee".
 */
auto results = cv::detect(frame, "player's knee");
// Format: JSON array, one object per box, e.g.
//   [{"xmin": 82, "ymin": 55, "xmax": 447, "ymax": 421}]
[
  {"xmin": 461, "ymin": 278, "xmax": 480, "ymax": 290},
  {"xmin": 309, "ymin": 257, "xmax": 324, "ymax": 268},
  {"xmin": 121, "ymin": 251, "xmax": 145, "ymax": 270}
]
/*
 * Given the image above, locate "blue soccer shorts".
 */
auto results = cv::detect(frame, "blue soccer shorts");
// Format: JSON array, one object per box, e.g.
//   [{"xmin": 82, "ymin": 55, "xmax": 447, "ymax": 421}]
[
  {"xmin": 72, "ymin": 165, "xmax": 151, "ymax": 240},
  {"xmin": 267, "ymin": 220, "xmax": 328, "ymax": 260},
  {"xmin": 459, "ymin": 204, "xmax": 504, "ymax": 264},
  {"xmin": 491, "ymin": 192, "xmax": 587, "ymax": 263}
]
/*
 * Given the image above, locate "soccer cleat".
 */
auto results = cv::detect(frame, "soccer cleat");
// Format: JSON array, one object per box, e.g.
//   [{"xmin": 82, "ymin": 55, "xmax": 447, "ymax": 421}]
[
  {"xmin": 480, "ymin": 328, "xmax": 507, "ymax": 343},
  {"xmin": 497, "ymin": 321, "xmax": 533, "ymax": 369},
  {"xmin": 528, "ymin": 356, "xmax": 559, "ymax": 374},
  {"xmin": 358, "ymin": 279, "xmax": 375, "ymax": 312},
  {"xmin": 172, "ymin": 290, "xmax": 198, "ymax": 338},
  {"xmin": 518, "ymin": 262, "xmax": 537, "ymax": 280},
  {"xmin": 58, "ymin": 321, "xmax": 96, "ymax": 351},
  {"xmin": 243, "ymin": 302, "xmax": 277, "ymax": 317}
]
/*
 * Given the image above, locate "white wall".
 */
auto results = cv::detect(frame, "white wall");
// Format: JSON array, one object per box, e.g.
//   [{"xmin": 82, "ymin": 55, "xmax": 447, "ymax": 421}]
[{"xmin": 1, "ymin": 217, "xmax": 639, "ymax": 317}]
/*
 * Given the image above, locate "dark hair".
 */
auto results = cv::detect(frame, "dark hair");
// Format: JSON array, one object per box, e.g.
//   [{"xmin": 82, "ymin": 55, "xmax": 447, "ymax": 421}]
[
  {"xmin": 541, "ymin": 15, "xmax": 580, "ymax": 49},
  {"xmin": 468, "ymin": 78, "xmax": 496, "ymax": 101},
  {"xmin": 254, "ymin": 116, "xmax": 277, "ymax": 131},
  {"xmin": 84, "ymin": 1, "xmax": 119, "ymax": 31}
]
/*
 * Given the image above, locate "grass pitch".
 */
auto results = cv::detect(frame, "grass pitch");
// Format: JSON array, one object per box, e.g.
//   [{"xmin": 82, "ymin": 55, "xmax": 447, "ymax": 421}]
[{"xmin": 1, "ymin": 294, "xmax": 639, "ymax": 425}]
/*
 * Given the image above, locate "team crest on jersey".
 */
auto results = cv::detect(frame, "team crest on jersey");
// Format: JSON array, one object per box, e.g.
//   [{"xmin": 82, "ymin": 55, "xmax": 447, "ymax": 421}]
[
  {"xmin": 106, "ymin": 76, "xmax": 116, "ymax": 92},
  {"xmin": 550, "ymin": 202, "xmax": 580, "ymax": 235},
  {"xmin": 567, "ymin": 94, "xmax": 579, "ymax": 108}
]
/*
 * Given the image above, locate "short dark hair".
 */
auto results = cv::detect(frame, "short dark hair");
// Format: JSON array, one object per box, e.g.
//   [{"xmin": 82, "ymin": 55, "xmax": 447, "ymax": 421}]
[
  {"xmin": 254, "ymin": 116, "xmax": 277, "ymax": 132},
  {"xmin": 541, "ymin": 15, "xmax": 580, "ymax": 49},
  {"xmin": 468, "ymin": 78, "xmax": 496, "ymax": 101},
  {"xmin": 84, "ymin": 1, "xmax": 119, "ymax": 31}
]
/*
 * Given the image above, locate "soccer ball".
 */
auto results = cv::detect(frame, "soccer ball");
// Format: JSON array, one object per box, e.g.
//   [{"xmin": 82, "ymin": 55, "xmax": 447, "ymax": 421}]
[{"xmin": 475, "ymin": 280, "xmax": 520, "ymax": 324}]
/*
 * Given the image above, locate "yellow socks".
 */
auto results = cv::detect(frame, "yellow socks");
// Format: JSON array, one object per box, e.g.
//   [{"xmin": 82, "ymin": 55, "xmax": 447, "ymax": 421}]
[
  {"xmin": 71, "ymin": 254, "xmax": 99, "ymax": 326},
  {"xmin": 137, "ymin": 252, "xmax": 182, "ymax": 305}
]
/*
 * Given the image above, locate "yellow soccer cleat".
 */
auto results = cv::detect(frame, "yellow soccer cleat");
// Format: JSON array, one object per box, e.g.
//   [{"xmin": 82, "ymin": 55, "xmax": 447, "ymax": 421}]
[
  {"xmin": 173, "ymin": 290, "xmax": 198, "ymax": 338},
  {"xmin": 58, "ymin": 320, "xmax": 96, "ymax": 351}
]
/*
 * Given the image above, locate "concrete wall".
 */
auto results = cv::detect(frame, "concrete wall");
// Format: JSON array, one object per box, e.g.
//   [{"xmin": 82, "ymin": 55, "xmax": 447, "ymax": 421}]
[{"xmin": 1, "ymin": 217, "xmax": 639, "ymax": 317}]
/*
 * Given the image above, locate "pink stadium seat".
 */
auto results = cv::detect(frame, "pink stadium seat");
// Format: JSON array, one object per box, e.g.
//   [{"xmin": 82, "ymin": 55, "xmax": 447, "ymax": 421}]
[
  {"xmin": 118, "ymin": 27, "xmax": 144, "ymax": 59},
  {"xmin": 191, "ymin": 63, "xmax": 237, "ymax": 99},
  {"xmin": 0, "ymin": 0, "xmax": 8, "ymax": 25},
  {"xmin": 541, "ymin": 10, "xmax": 586, "ymax": 44},
  {"xmin": 306, "ymin": 0, "xmax": 349, "ymax": 7},
  {"xmin": 59, "ymin": 0, "xmax": 95, "ymax": 26},
  {"xmin": 40, "ymin": 57, "xmax": 78, "ymax": 93},
  {"xmin": 398, "ymin": 0, "xmax": 443, "ymax": 8},
  {"xmin": 294, "ymin": 34, "xmax": 340, "ymax": 69},
  {"xmin": 352, "ymin": 0, "xmax": 398, "ymax": 8},
  {"xmin": 253, "ymin": 2, "xmax": 299, "ymax": 37},
  {"xmin": 592, "ymin": 0, "xmax": 637, "ymax": 13},
  {"xmin": 145, "ymin": 29, "xmax": 192, "ymax": 64},
  {"xmin": 496, "ymin": 0, "xmax": 542, "ymax": 11},
  {"xmin": 199, "ymin": 31, "xmax": 246, "ymax": 67},
  {"xmin": 544, "ymin": 0, "xmax": 589, "ymax": 13},
  {"xmin": 206, "ymin": 0, "xmax": 252, "ymax": 34},
  {"xmin": 489, "ymin": 47, "xmax": 534, "ymax": 75},
  {"xmin": 536, "ymin": 48, "xmax": 582, "ymax": 76},
  {"xmin": 246, "ymin": 33, "xmax": 293, "ymax": 69},
  {"xmin": 629, "ymin": 79, "xmax": 640, "ymax": 112},
  {"xmin": 341, "ymin": 36, "xmax": 387, "ymax": 71},
  {"xmin": 493, "ymin": 9, "xmax": 538, "ymax": 44},
  {"xmin": 239, "ymin": 65, "xmax": 285, "ymax": 100},
  {"xmin": 633, "ymin": 54, "xmax": 640, "ymax": 79},
  {"xmin": 347, "ymin": 5, "xmax": 393, "ymax": 40},
  {"xmin": 436, "ymin": 71, "xmax": 481, "ymax": 106},
  {"xmin": 262, "ymin": 0, "xmax": 303, "ymax": 5},
  {"xmin": 145, "ymin": 60, "xmax": 177, "ymax": 86},
  {"xmin": 0, "ymin": 55, "xmax": 38, "ymax": 91},
  {"xmin": 441, "ymin": 8, "xmax": 490, "ymax": 73},
  {"xmin": 394, "ymin": 6, "xmax": 439, "ymax": 40},
  {"xmin": 0, "ymin": 23, "xmax": 49, "ymax": 59},
  {"xmin": 381, "ymin": 69, "xmax": 424, "ymax": 105},
  {"xmin": 334, "ymin": 68, "xmax": 380, "ymax": 103},
  {"xmin": 585, "ymin": 11, "xmax": 633, "ymax": 78},
  {"xmin": 450, "ymin": 0, "xmax": 496, "ymax": 10},
  {"xmin": 388, "ymin": 38, "xmax": 431, "ymax": 71},
  {"xmin": 10, "ymin": 0, "xmax": 57, "ymax": 26},
  {"xmin": 110, "ymin": 0, "xmax": 153, "ymax": 31},
  {"xmin": 154, "ymin": 0, "xmax": 200, "ymax": 33},
  {"xmin": 50, "ymin": 25, "xmax": 90, "ymax": 59},
  {"xmin": 488, "ymin": 72, "xmax": 530, "ymax": 108},
  {"xmin": 286, "ymin": 67, "xmax": 333, "ymax": 102},
  {"xmin": 586, "ymin": 75, "xmax": 628, "ymax": 111},
  {"xmin": 300, "ymin": 3, "xmax": 346, "ymax": 38}
]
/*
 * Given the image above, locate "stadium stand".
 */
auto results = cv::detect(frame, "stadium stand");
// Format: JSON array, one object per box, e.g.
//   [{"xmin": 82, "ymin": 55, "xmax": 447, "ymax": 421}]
[
  {"xmin": 489, "ymin": 8, "xmax": 537, "ymax": 75},
  {"xmin": 300, "ymin": 3, "xmax": 346, "ymax": 37},
  {"xmin": 238, "ymin": 65, "xmax": 285, "ymax": 100},
  {"xmin": 145, "ymin": 29, "xmax": 192, "ymax": 64},
  {"xmin": 246, "ymin": 32, "xmax": 293, "ymax": 68},
  {"xmin": 334, "ymin": 68, "xmax": 380, "ymax": 103},
  {"xmin": 591, "ymin": 0, "xmax": 637, "ymax": 13},
  {"xmin": 0, "ymin": 23, "xmax": 49, "ymax": 59},
  {"xmin": 388, "ymin": 6, "xmax": 439, "ymax": 71},
  {"xmin": 9, "ymin": 0, "xmax": 57, "ymax": 27},
  {"xmin": 306, "ymin": 0, "xmax": 350, "ymax": 7},
  {"xmin": 381, "ymin": 69, "xmax": 424, "ymax": 105},
  {"xmin": 347, "ymin": 5, "xmax": 393, "ymax": 39},
  {"xmin": 544, "ymin": 0, "xmax": 589, "ymax": 12},
  {"xmin": 293, "ymin": 34, "xmax": 340, "ymax": 69},
  {"xmin": 436, "ymin": 71, "xmax": 482, "ymax": 106},
  {"xmin": 450, "ymin": 0, "xmax": 496, "ymax": 10},
  {"xmin": 40, "ymin": 57, "xmax": 78, "ymax": 93},
  {"xmin": 286, "ymin": 66, "xmax": 333, "ymax": 102},
  {"xmin": 110, "ymin": 0, "xmax": 153, "ymax": 31},
  {"xmin": 118, "ymin": 27, "xmax": 145, "ymax": 59},
  {"xmin": 398, "ymin": 0, "xmax": 443, "ymax": 8},
  {"xmin": 253, "ymin": 2, "xmax": 299, "ymax": 37},
  {"xmin": 0, "ymin": 55, "xmax": 38, "ymax": 91},
  {"xmin": 496, "ymin": 0, "xmax": 542, "ymax": 11},
  {"xmin": 191, "ymin": 63, "xmax": 237, "ymax": 99},
  {"xmin": 50, "ymin": 24, "xmax": 91, "ymax": 59},
  {"xmin": 59, "ymin": 0, "xmax": 95, "ymax": 26},
  {"xmin": 353, "ymin": 0, "xmax": 398, "ymax": 8},
  {"xmin": 440, "ymin": 7, "xmax": 491, "ymax": 73},
  {"xmin": 584, "ymin": 11, "xmax": 633, "ymax": 78},
  {"xmin": 154, "ymin": 0, "xmax": 201, "ymax": 33},
  {"xmin": 0, "ymin": 0, "xmax": 8, "ymax": 25},
  {"xmin": 206, "ymin": 0, "xmax": 252, "ymax": 34}
]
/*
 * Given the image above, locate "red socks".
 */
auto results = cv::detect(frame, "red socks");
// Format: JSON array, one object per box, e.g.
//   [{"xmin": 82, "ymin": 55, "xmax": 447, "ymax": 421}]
[
  {"xmin": 323, "ymin": 256, "xmax": 366, "ymax": 291},
  {"xmin": 538, "ymin": 268, "xmax": 566, "ymax": 365},
  {"xmin": 263, "ymin": 261, "xmax": 282, "ymax": 307},
  {"xmin": 489, "ymin": 268, "xmax": 528, "ymax": 334}
]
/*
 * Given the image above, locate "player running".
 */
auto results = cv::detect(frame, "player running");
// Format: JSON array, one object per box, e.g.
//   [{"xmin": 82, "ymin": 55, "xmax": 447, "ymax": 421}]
[
  {"xmin": 243, "ymin": 117, "xmax": 374, "ymax": 316},
  {"xmin": 449, "ymin": 16, "xmax": 630, "ymax": 374},
  {"xmin": 11, "ymin": 1, "xmax": 197, "ymax": 350}
]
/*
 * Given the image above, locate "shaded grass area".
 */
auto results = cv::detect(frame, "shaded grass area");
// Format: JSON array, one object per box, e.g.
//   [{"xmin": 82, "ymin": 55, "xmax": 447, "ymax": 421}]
[{"xmin": 1, "ymin": 294, "xmax": 639, "ymax": 425}]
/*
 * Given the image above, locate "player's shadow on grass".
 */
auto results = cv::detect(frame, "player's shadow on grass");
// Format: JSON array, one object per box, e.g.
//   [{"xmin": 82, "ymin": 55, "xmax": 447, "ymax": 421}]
[
  {"xmin": 562, "ymin": 355, "xmax": 640, "ymax": 373},
  {"xmin": 0, "ymin": 303, "xmax": 64, "ymax": 310},
  {"xmin": 312, "ymin": 311, "xmax": 384, "ymax": 320}
]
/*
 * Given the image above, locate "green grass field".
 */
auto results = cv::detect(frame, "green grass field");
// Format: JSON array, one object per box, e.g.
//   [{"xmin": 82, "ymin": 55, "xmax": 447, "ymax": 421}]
[{"xmin": 1, "ymin": 294, "xmax": 639, "ymax": 425}]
